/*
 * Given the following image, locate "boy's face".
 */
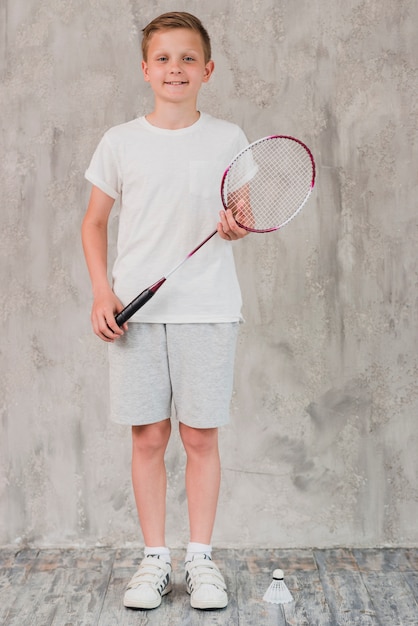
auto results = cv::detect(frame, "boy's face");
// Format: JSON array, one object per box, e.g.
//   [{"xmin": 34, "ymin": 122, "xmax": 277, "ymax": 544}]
[{"xmin": 142, "ymin": 29, "xmax": 214, "ymax": 106}]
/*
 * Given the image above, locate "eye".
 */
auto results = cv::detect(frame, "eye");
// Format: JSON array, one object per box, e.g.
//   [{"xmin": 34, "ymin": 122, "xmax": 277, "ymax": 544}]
[
  {"xmin": 157, "ymin": 56, "xmax": 168, "ymax": 62},
  {"xmin": 183, "ymin": 56, "xmax": 195, "ymax": 62}
]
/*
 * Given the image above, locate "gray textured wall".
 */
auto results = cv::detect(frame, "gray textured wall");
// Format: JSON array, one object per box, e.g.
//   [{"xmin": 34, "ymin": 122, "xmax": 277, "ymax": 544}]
[{"xmin": 1, "ymin": 0, "xmax": 417, "ymax": 549}]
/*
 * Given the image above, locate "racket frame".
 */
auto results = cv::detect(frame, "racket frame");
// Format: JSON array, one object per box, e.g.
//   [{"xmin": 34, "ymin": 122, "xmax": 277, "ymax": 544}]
[{"xmin": 220, "ymin": 134, "xmax": 316, "ymax": 233}]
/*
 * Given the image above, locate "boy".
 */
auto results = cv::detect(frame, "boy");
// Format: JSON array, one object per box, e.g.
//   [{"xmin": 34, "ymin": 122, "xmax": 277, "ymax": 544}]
[{"xmin": 82, "ymin": 12, "xmax": 249, "ymax": 611}]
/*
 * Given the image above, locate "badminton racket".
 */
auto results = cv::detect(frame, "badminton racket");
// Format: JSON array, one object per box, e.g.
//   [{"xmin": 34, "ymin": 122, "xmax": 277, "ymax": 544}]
[{"xmin": 115, "ymin": 134, "xmax": 315, "ymax": 326}]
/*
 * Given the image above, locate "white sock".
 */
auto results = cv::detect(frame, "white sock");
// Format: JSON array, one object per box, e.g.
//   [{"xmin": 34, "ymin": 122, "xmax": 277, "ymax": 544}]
[
  {"xmin": 144, "ymin": 546, "xmax": 171, "ymax": 565},
  {"xmin": 185, "ymin": 542, "xmax": 212, "ymax": 563}
]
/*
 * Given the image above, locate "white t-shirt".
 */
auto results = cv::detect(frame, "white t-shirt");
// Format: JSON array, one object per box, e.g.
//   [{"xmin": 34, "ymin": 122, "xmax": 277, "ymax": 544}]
[{"xmin": 85, "ymin": 113, "xmax": 249, "ymax": 323}]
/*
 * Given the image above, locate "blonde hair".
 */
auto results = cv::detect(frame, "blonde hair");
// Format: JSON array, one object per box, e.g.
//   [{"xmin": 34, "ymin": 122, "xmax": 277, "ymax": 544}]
[{"xmin": 142, "ymin": 12, "xmax": 212, "ymax": 63}]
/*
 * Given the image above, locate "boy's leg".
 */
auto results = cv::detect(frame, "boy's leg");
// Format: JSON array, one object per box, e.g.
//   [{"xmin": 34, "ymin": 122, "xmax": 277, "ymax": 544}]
[
  {"xmin": 179, "ymin": 423, "xmax": 220, "ymax": 543},
  {"xmin": 108, "ymin": 323, "xmax": 174, "ymax": 609},
  {"xmin": 179, "ymin": 423, "xmax": 228, "ymax": 610},
  {"xmin": 167, "ymin": 322, "xmax": 238, "ymax": 609},
  {"xmin": 124, "ymin": 419, "xmax": 172, "ymax": 610},
  {"xmin": 131, "ymin": 419, "xmax": 171, "ymax": 546}
]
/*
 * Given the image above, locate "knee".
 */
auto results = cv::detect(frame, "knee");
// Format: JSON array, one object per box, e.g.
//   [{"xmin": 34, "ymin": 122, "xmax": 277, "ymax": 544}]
[
  {"xmin": 132, "ymin": 420, "xmax": 171, "ymax": 456},
  {"xmin": 180, "ymin": 424, "xmax": 218, "ymax": 457}
]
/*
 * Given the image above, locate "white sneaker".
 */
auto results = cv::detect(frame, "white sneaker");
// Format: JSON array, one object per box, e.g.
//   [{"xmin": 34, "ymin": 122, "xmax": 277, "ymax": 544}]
[
  {"xmin": 185, "ymin": 554, "xmax": 228, "ymax": 610},
  {"xmin": 123, "ymin": 555, "xmax": 172, "ymax": 610}
]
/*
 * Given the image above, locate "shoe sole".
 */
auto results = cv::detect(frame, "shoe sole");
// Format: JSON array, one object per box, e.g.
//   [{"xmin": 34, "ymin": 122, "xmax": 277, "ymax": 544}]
[
  {"xmin": 187, "ymin": 588, "xmax": 228, "ymax": 610},
  {"xmin": 190, "ymin": 599, "xmax": 228, "ymax": 610}
]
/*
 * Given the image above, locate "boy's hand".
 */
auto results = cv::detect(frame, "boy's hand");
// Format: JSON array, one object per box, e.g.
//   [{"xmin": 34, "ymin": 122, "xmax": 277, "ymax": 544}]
[
  {"xmin": 217, "ymin": 208, "xmax": 249, "ymax": 241},
  {"xmin": 91, "ymin": 288, "xmax": 128, "ymax": 342}
]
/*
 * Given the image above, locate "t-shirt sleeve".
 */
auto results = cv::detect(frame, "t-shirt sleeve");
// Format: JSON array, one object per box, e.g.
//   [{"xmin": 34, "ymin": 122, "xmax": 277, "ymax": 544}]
[
  {"xmin": 235, "ymin": 126, "xmax": 250, "ymax": 155},
  {"xmin": 85, "ymin": 133, "xmax": 121, "ymax": 199}
]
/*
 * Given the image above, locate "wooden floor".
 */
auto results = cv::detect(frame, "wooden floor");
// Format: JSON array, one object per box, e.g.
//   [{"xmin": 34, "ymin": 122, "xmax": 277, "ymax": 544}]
[{"xmin": 1, "ymin": 547, "xmax": 418, "ymax": 625}]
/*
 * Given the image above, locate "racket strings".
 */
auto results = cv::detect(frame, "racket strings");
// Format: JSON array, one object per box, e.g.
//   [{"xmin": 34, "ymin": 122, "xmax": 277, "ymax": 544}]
[{"xmin": 223, "ymin": 137, "xmax": 314, "ymax": 232}]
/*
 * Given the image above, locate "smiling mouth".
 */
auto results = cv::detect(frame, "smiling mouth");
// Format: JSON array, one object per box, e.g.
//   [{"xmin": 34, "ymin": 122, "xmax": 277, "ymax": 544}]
[{"xmin": 165, "ymin": 81, "xmax": 188, "ymax": 85}]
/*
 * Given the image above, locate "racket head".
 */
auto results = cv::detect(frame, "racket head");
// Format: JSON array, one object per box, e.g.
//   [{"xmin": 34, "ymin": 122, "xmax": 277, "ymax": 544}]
[{"xmin": 221, "ymin": 135, "xmax": 316, "ymax": 233}]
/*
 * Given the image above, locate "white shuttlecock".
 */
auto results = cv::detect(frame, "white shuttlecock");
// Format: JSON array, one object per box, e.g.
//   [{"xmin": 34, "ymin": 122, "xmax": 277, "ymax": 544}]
[{"xmin": 263, "ymin": 569, "xmax": 294, "ymax": 604}]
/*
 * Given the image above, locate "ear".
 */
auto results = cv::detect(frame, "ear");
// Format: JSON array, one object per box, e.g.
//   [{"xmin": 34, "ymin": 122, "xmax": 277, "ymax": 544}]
[
  {"xmin": 202, "ymin": 60, "xmax": 215, "ymax": 83},
  {"xmin": 141, "ymin": 60, "xmax": 150, "ymax": 82}
]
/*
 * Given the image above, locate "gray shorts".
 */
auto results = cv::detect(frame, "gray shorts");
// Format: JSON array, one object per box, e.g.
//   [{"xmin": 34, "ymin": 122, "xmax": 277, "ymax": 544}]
[{"xmin": 108, "ymin": 323, "xmax": 239, "ymax": 428}]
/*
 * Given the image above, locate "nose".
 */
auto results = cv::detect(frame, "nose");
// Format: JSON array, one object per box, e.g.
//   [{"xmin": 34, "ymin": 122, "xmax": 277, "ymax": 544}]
[{"xmin": 169, "ymin": 60, "xmax": 182, "ymax": 73}]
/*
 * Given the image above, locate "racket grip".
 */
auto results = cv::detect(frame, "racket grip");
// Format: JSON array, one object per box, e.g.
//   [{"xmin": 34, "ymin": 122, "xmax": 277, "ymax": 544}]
[{"xmin": 115, "ymin": 278, "xmax": 166, "ymax": 327}]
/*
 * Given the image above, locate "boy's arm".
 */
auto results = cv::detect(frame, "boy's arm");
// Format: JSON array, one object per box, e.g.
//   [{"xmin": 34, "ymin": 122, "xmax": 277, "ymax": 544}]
[{"xmin": 81, "ymin": 185, "xmax": 127, "ymax": 342}]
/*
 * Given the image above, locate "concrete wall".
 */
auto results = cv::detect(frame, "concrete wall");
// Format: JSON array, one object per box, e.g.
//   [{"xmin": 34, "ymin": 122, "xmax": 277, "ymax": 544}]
[{"xmin": 1, "ymin": 0, "xmax": 417, "ymax": 549}]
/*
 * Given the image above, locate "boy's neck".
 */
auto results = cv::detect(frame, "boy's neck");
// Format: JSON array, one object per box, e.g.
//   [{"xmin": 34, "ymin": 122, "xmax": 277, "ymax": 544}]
[{"xmin": 145, "ymin": 104, "xmax": 201, "ymax": 130}]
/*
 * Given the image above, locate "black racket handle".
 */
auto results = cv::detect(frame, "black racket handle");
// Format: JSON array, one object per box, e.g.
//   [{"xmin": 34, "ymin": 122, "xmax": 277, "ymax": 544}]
[{"xmin": 115, "ymin": 278, "xmax": 166, "ymax": 327}]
